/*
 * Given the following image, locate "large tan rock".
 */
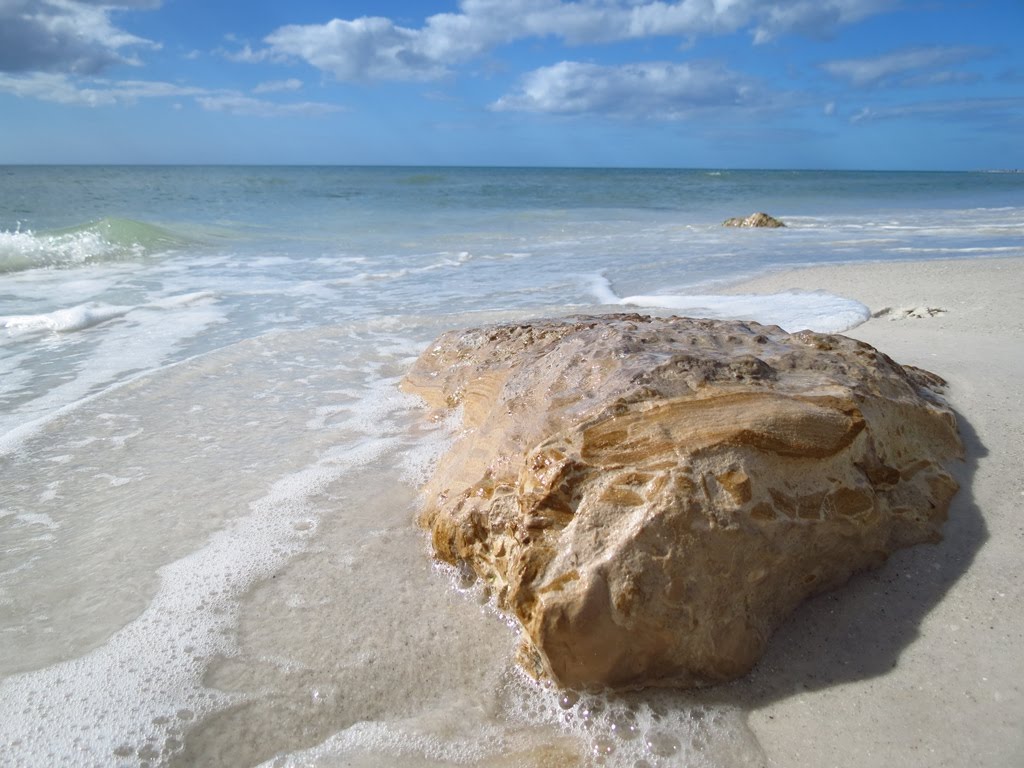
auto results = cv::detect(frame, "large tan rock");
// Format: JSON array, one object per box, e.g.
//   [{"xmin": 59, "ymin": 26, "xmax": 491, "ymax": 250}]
[{"xmin": 403, "ymin": 315, "xmax": 962, "ymax": 691}]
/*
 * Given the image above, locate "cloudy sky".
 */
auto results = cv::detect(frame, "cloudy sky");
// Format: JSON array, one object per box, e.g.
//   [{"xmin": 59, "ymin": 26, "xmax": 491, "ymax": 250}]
[{"xmin": 1, "ymin": 0, "xmax": 1022, "ymax": 168}]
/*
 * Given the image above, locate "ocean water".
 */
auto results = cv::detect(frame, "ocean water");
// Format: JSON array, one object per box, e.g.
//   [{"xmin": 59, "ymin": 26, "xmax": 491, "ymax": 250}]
[{"xmin": 1, "ymin": 166, "xmax": 1022, "ymax": 767}]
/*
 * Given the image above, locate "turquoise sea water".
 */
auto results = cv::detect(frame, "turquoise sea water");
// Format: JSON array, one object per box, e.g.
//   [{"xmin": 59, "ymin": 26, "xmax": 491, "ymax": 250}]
[{"xmin": 1, "ymin": 167, "xmax": 1023, "ymax": 767}]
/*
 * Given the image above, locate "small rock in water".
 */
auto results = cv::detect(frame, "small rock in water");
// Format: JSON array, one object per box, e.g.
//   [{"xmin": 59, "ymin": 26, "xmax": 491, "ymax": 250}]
[
  {"xmin": 404, "ymin": 314, "xmax": 963, "ymax": 690},
  {"xmin": 723, "ymin": 212, "xmax": 786, "ymax": 227}
]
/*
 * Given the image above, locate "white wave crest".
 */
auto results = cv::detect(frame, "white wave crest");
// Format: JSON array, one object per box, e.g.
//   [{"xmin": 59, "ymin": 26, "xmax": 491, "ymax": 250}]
[
  {"xmin": 0, "ymin": 219, "xmax": 181, "ymax": 274},
  {"xmin": 0, "ymin": 292, "xmax": 217, "ymax": 335}
]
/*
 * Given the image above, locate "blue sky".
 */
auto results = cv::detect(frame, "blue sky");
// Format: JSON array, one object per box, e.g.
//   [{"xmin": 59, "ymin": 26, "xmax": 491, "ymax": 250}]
[{"xmin": 1, "ymin": 1, "xmax": 1022, "ymax": 168}]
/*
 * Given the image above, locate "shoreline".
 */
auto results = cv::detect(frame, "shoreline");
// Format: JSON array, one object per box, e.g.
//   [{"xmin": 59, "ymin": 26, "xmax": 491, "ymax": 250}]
[{"xmin": 714, "ymin": 256, "xmax": 1024, "ymax": 767}]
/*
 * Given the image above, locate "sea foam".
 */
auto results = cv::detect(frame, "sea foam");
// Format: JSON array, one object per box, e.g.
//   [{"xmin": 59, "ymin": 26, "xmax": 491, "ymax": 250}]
[{"xmin": 590, "ymin": 274, "xmax": 870, "ymax": 334}]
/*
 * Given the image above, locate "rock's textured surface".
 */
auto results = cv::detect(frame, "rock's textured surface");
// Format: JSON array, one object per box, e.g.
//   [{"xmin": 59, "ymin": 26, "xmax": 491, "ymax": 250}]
[
  {"xmin": 403, "ymin": 315, "xmax": 962, "ymax": 690},
  {"xmin": 723, "ymin": 212, "xmax": 786, "ymax": 228}
]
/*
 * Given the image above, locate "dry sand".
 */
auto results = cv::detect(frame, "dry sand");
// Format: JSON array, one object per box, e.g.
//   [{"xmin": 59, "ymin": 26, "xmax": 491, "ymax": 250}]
[{"xmin": 706, "ymin": 257, "xmax": 1024, "ymax": 767}]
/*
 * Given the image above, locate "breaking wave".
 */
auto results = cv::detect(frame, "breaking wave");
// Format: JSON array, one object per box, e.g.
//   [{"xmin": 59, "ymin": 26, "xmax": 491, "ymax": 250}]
[
  {"xmin": 0, "ymin": 218, "xmax": 185, "ymax": 274},
  {"xmin": 0, "ymin": 291, "xmax": 216, "ymax": 335}
]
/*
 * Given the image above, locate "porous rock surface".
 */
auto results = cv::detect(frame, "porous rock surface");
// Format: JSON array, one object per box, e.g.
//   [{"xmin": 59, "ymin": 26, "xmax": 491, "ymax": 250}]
[
  {"xmin": 403, "ymin": 314, "xmax": 962, "ymax": 690},
  {"xmin": 723, "ymin": 212, "xmax": 786, "ymax": 228}
]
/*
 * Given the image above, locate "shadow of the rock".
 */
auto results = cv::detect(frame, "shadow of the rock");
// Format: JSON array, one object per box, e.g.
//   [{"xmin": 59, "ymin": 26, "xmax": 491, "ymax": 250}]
[{"xmin": 696, "ymin": 408, "xmax": 988, "ymax": 709}]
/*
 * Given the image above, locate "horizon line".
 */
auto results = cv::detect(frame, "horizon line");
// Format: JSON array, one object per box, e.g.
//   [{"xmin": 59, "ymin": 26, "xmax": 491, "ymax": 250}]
[{"xmin": 1, "ymin": 163, "xmax": 1014, "ymax": 173}]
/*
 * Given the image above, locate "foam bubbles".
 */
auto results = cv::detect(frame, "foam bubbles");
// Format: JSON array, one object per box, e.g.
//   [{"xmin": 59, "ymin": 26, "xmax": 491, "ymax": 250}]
[
  {"xmin": 485, "ymin": 666, "xmax": 767, "ymax": 768},
  {"xmin": 265, "ymin": 668, "xmax": 766, "ymax": 767},
  {"xmin": 590, "ymin": 274, "xmax": 870, "ymax": 334}
]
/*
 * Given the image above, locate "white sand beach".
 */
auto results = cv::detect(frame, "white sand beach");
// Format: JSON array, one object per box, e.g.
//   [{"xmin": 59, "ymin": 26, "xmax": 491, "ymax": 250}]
[{"xmin": 714, "ymin": 257, "xmax": 1024, "ymax": 767}]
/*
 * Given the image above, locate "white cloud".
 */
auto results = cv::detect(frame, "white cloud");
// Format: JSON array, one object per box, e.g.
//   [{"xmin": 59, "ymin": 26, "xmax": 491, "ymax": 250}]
[
  {"xmin": 492, "ymin": 60, "xmax": 763, "ymax": 118},
  {"xmin": 751, "ymin": 0, "xmax": 888, "ymax": 43},
  {"xmin": 0, "ymin": 71, "xmax": 340, "ymax": 117},
  {"xmin": 823, "ymin": 46, "xmax": 987, "ymax": 88},
  {"xmin": 196, "ymin": 94, "xmax": 341, "ymax": 117},
  {"xmin": 221, "ymin": 43, "xmax": 283, "ymax": 64},
  {"xmin": 252, "ymin": 78, "xmax": 303, "ymax": 94},
  {"xmin": 0, "ymin": 71, "xmax": 116, "ymax": 106},
  {"xmin": 265, "ymin": 17, "xmax": 449, "ymax": 81},
  {"xmin": 902, "ymin": 70, "xmax": 980, "ymax": 88},
  {"xmin": 850, "ymin": 98, "xmax": 1024, "ymax": 123},
  {"xmin": 257, "ymin": 1, "xmax": 893, "ymax": 82},
  {"xmin": 0, "ymin": 72, "xmax": 202, "ymax": 106},
  {"xmin": 0, "ymin": 0, "xmax": 160, "ymax": 75}
]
